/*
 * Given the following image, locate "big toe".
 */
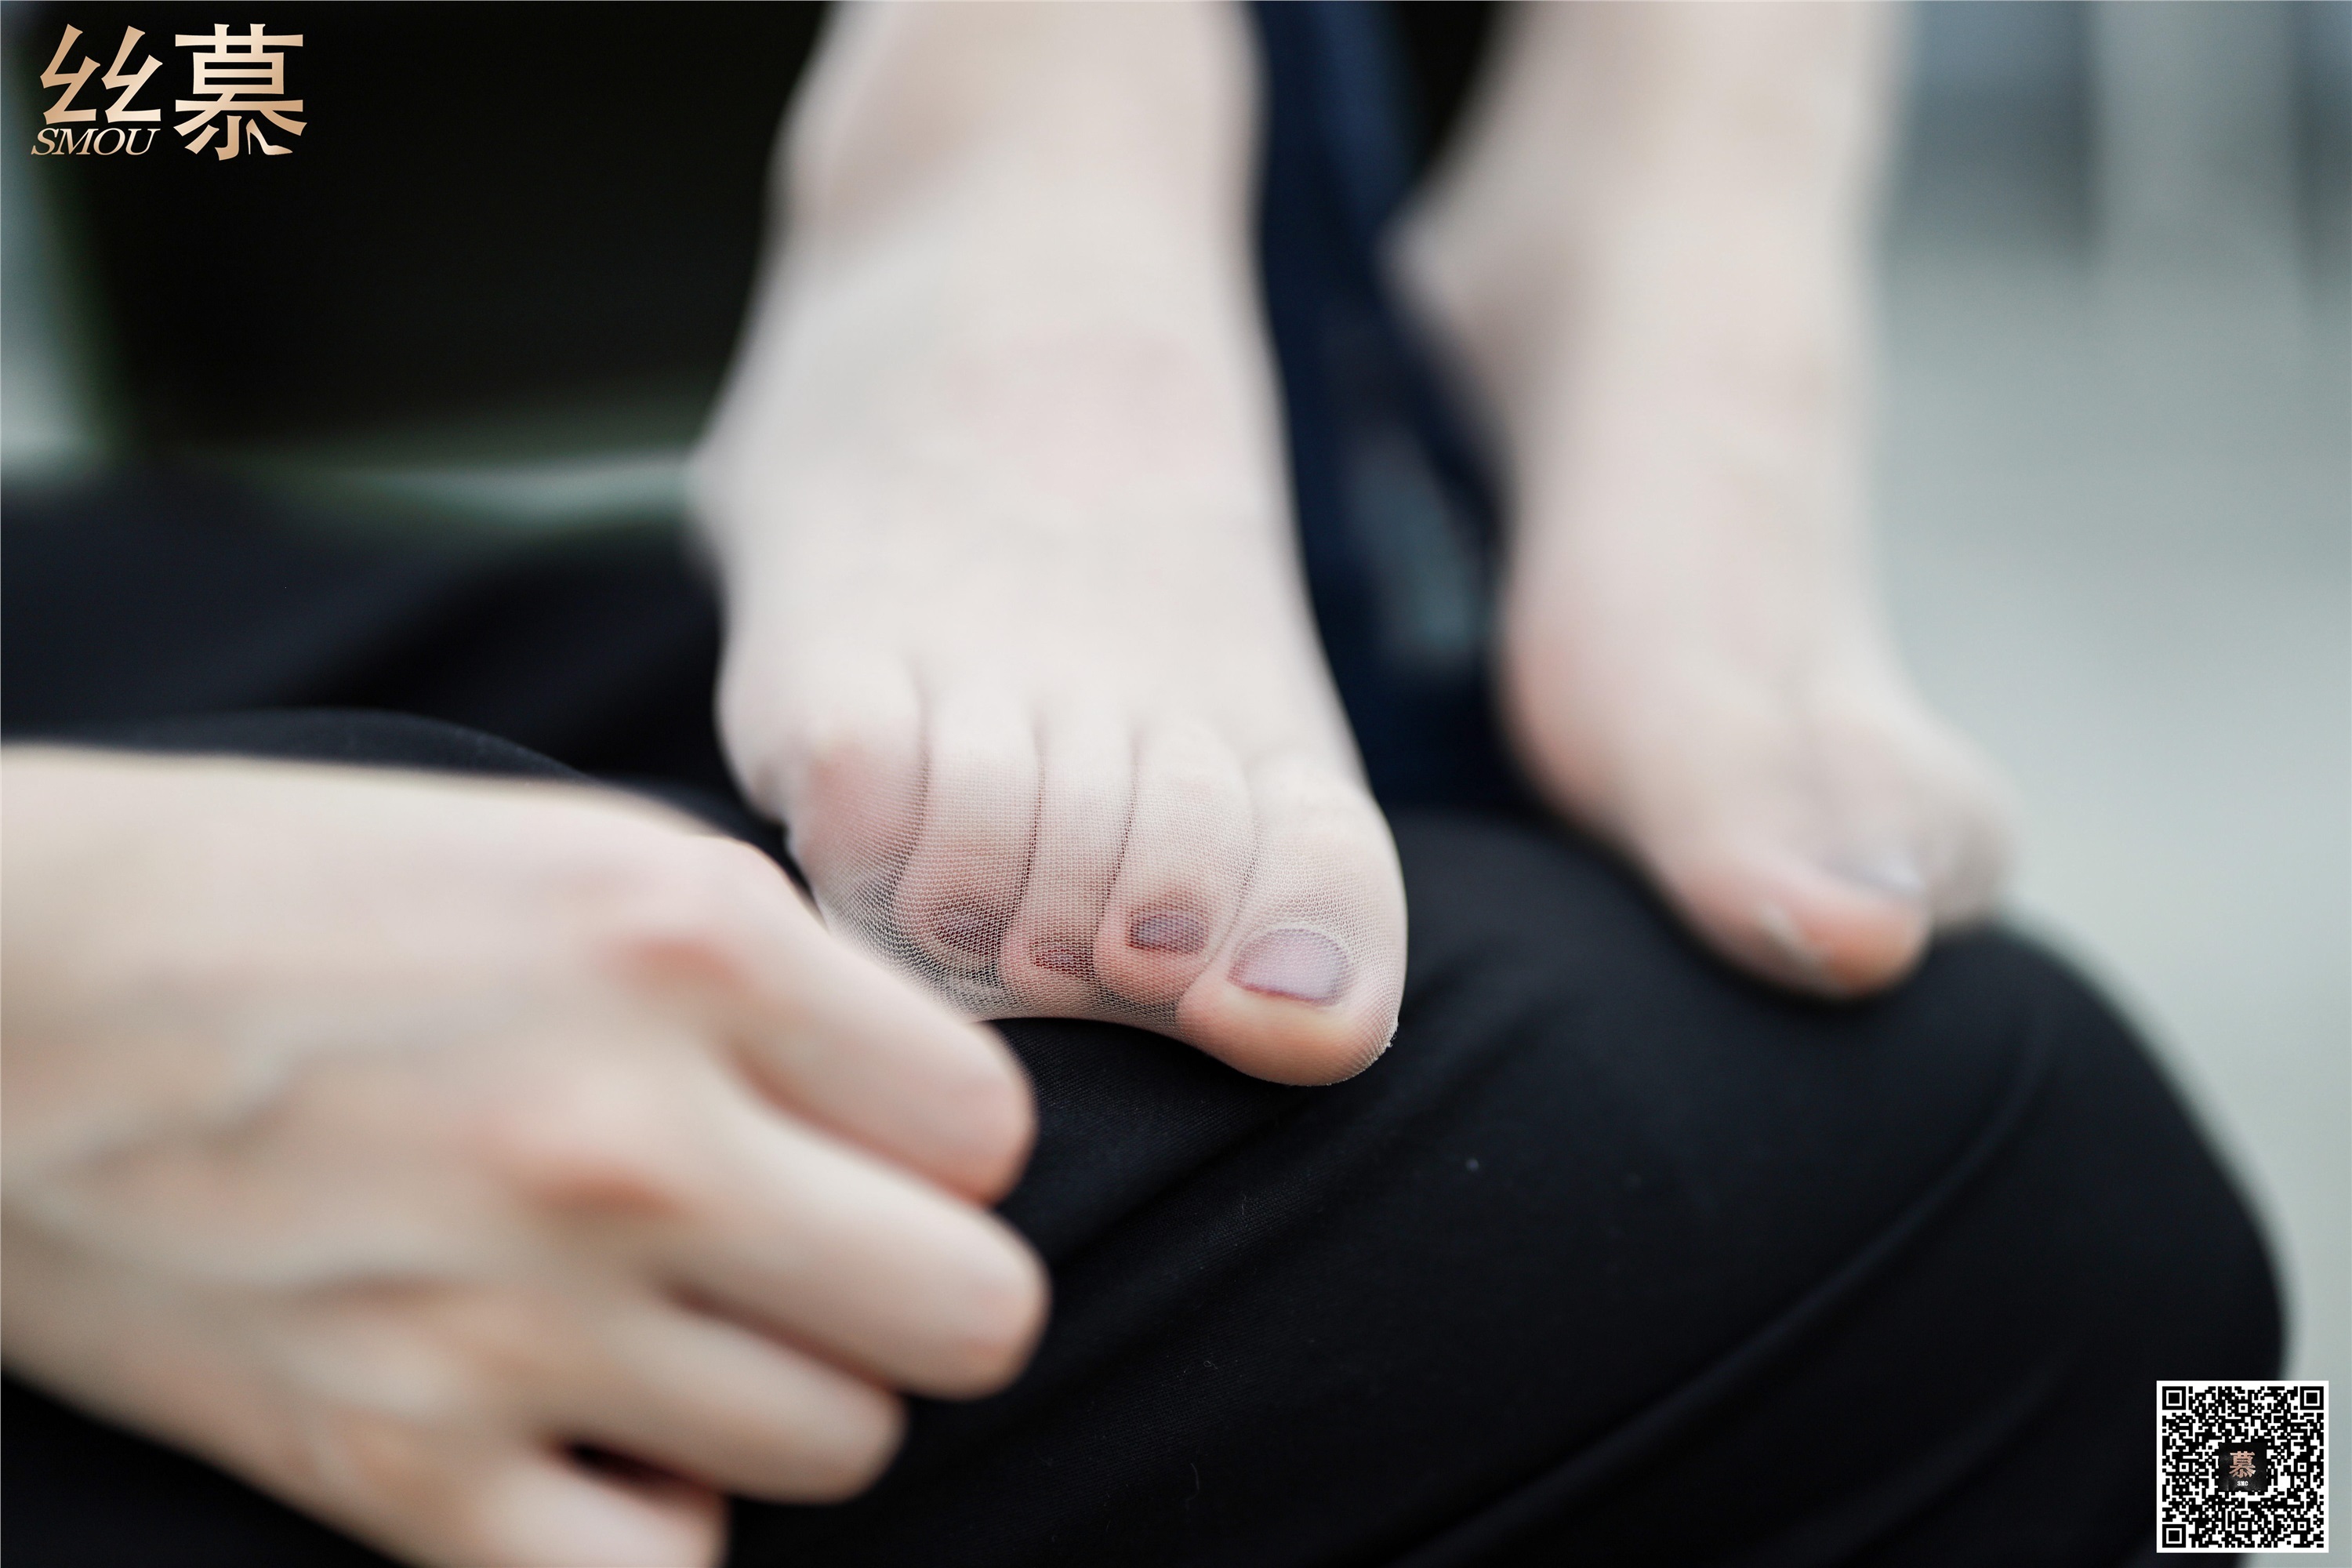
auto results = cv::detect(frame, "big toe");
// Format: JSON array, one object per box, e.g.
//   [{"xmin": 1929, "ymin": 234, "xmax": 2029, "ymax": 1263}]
[
  {"xmin": 1595, "ymin": 691, "xmax": 2014, "ymax": 999},
  {"xmin": 1174, "ymin": 757, "xmax": 1406, "ymax": 1084},
  {"xmin": 1658, "ymin": 837, "xmax": 1940, "ymax": 997}
]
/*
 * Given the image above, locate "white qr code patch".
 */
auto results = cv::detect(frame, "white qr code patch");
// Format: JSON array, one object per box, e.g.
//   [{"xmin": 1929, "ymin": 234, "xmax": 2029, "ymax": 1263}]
[{"xmin": 2157, "ymin": 1381, "xmax": 2327, "ymax": 1552}]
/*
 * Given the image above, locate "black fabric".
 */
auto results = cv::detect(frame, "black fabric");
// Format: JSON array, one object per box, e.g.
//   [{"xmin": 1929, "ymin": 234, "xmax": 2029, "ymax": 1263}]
[
  {"xmin": 1392, "ymin": 1, "xmax": 1501, "ymax": 173},
  {"xmin": 1252, "ymin": 1, "xmax": 1525, "ymax": 811},
  {"xmin": 1, "ymin": 473, "xmax": 773, "ymax": 850},
  {"xmin": 1, "ymin": 482, "xmax": 2278, "ymax": 1566}
]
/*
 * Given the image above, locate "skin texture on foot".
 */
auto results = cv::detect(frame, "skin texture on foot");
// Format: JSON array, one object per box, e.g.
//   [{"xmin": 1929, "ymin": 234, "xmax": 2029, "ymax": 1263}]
[
  {"xmin": 695, "ymin": 4, "xmax": 1403, "ymax": 1085},
  {"xmin": 1396, "ymin": 3, "xmax": 2011, "ymax": 996}
]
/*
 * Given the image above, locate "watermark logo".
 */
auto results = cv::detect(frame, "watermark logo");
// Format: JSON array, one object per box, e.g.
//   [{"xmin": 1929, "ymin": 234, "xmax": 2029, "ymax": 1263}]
[
  {"xmin": 2158, "ymin": 1381, "xmax": 2327, "ymax": 1552},
  {"xmin": 30, "ymin": 23, "xmax": 304, "ymax": 158},
  {"xmin": 174, "ymin": 24, "xmax": 304, "ymax": 157}
]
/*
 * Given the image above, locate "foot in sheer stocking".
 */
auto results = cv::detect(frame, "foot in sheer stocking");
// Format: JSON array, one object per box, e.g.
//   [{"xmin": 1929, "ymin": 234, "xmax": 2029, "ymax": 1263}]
[
  {"xmin": 695, "ymin": 3, "xmax": 1402, "ymax": 1082},
  {"xmin": 1397, "ymin": 2, "xmax": 2011, "ymax": 995}
]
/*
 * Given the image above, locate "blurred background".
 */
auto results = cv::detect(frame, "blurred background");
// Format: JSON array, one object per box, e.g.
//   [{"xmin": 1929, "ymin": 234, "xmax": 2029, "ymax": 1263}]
[
  {"xmin": 5, "ymin": 2, "xmax": 2347, "ymax": 1555},
  {"xmin": 1878, "ymin": 16, "xmax": 2347, "ymax": 1566}
]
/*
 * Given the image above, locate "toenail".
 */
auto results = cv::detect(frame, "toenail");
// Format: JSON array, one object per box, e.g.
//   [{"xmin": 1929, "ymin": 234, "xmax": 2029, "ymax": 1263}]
[
  {"xmin": 1028, "ymin": 938, "xmax": 1093, "ymax": 978},
  {"xmin": 934, "ymin": 907, "xmax": 1001, "ymax": 955},
  {"xmin": 1231, "ymin": 928, "xmax": 1349, "ymax": 1004},
  {"xmin": 1129, "ymin": 910, "xmax": 1207, "ymax": 955},
  {"xmin": 1828, "ymin": 848, "xmax": 1926, "ymax": 902}
]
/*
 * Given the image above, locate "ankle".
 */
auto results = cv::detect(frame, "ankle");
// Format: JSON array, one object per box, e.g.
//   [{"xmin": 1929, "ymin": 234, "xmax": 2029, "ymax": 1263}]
[
  {"xmin": 1397, "ymin": 5, "xmax": 1893, "ymax": 482},
  {"xmin": 783, "ymin": 2, "xmax": 1258, "ymax": 270}
]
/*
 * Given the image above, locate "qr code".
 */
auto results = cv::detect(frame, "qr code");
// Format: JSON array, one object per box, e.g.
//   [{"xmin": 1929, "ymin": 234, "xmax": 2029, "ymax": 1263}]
[{"xmin": 2158, "ymin": 1381, "xmax": 2327, "ymax": 1552}]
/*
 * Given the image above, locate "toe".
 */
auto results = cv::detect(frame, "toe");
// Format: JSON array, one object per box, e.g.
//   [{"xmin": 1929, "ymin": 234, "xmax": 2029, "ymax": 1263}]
[
  {"xmin": 1178, "ymin": 757, "xmax": 1405, "ymax": 1084},
  {"xmin": 892, "ymin": 687, "xmax": 1041, "ymax": 985},
  {"xmin": 1624, "ymin": 690, "xmax": 2016, "ymax": 1000},
  {"xmin": 747, "ymin": 657, "xmax": 926, "ymax": 938},
  {"xmin": 1091, "ymin": 719, "xmax": 1252, "ymax": 1009},
  {"xmin": 998, "ymin": 707, "xmax": 1134, "ymax": 1014},
  {"xmin": 1913, "ymin": 739, "xmax": 2017, "ymax": 928},
  {"xmin": 1661, "ymin": 837, "xmax": 1933, "ymax": 998}
]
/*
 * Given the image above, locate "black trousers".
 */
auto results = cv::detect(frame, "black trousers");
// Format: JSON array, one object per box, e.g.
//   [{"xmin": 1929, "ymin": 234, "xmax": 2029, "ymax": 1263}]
[{"xmin": 0, "ymin": 479, "xmax": 2281, "ymax": 1566}]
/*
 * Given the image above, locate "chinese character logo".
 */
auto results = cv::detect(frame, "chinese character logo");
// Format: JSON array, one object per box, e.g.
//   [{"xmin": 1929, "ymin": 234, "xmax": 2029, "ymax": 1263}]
[
  {"xmin": 31, "ymin": 23, "xmax": 309, "ymax": 158},
  {"xmin": 2216, "ymin": 1439, "xmax": 2272, "ymax": 1494},
  {"xmin": 31, "ymin": 25, "xmax": 163, "ymax": 154},
  {"xmin": 175, "ymin": 24, "xmax": 305, "ymax": 158}
]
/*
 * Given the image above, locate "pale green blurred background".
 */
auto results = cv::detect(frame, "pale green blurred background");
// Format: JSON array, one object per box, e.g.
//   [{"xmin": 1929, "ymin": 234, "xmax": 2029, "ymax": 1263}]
[{"xmin": 1878, "ymin": 10, "xmax": 2347, "ymax": 1559}]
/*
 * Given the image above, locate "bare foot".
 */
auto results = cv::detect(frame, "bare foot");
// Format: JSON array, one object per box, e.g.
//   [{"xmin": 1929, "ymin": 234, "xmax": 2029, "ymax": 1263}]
[
  {"xmin": 694, "ymin": 5, "xmax": 1402, "ymax": 1083},
  {"xmin": 1397, "ymin": 3, "xmax": 2009, "ymax": 995}
]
